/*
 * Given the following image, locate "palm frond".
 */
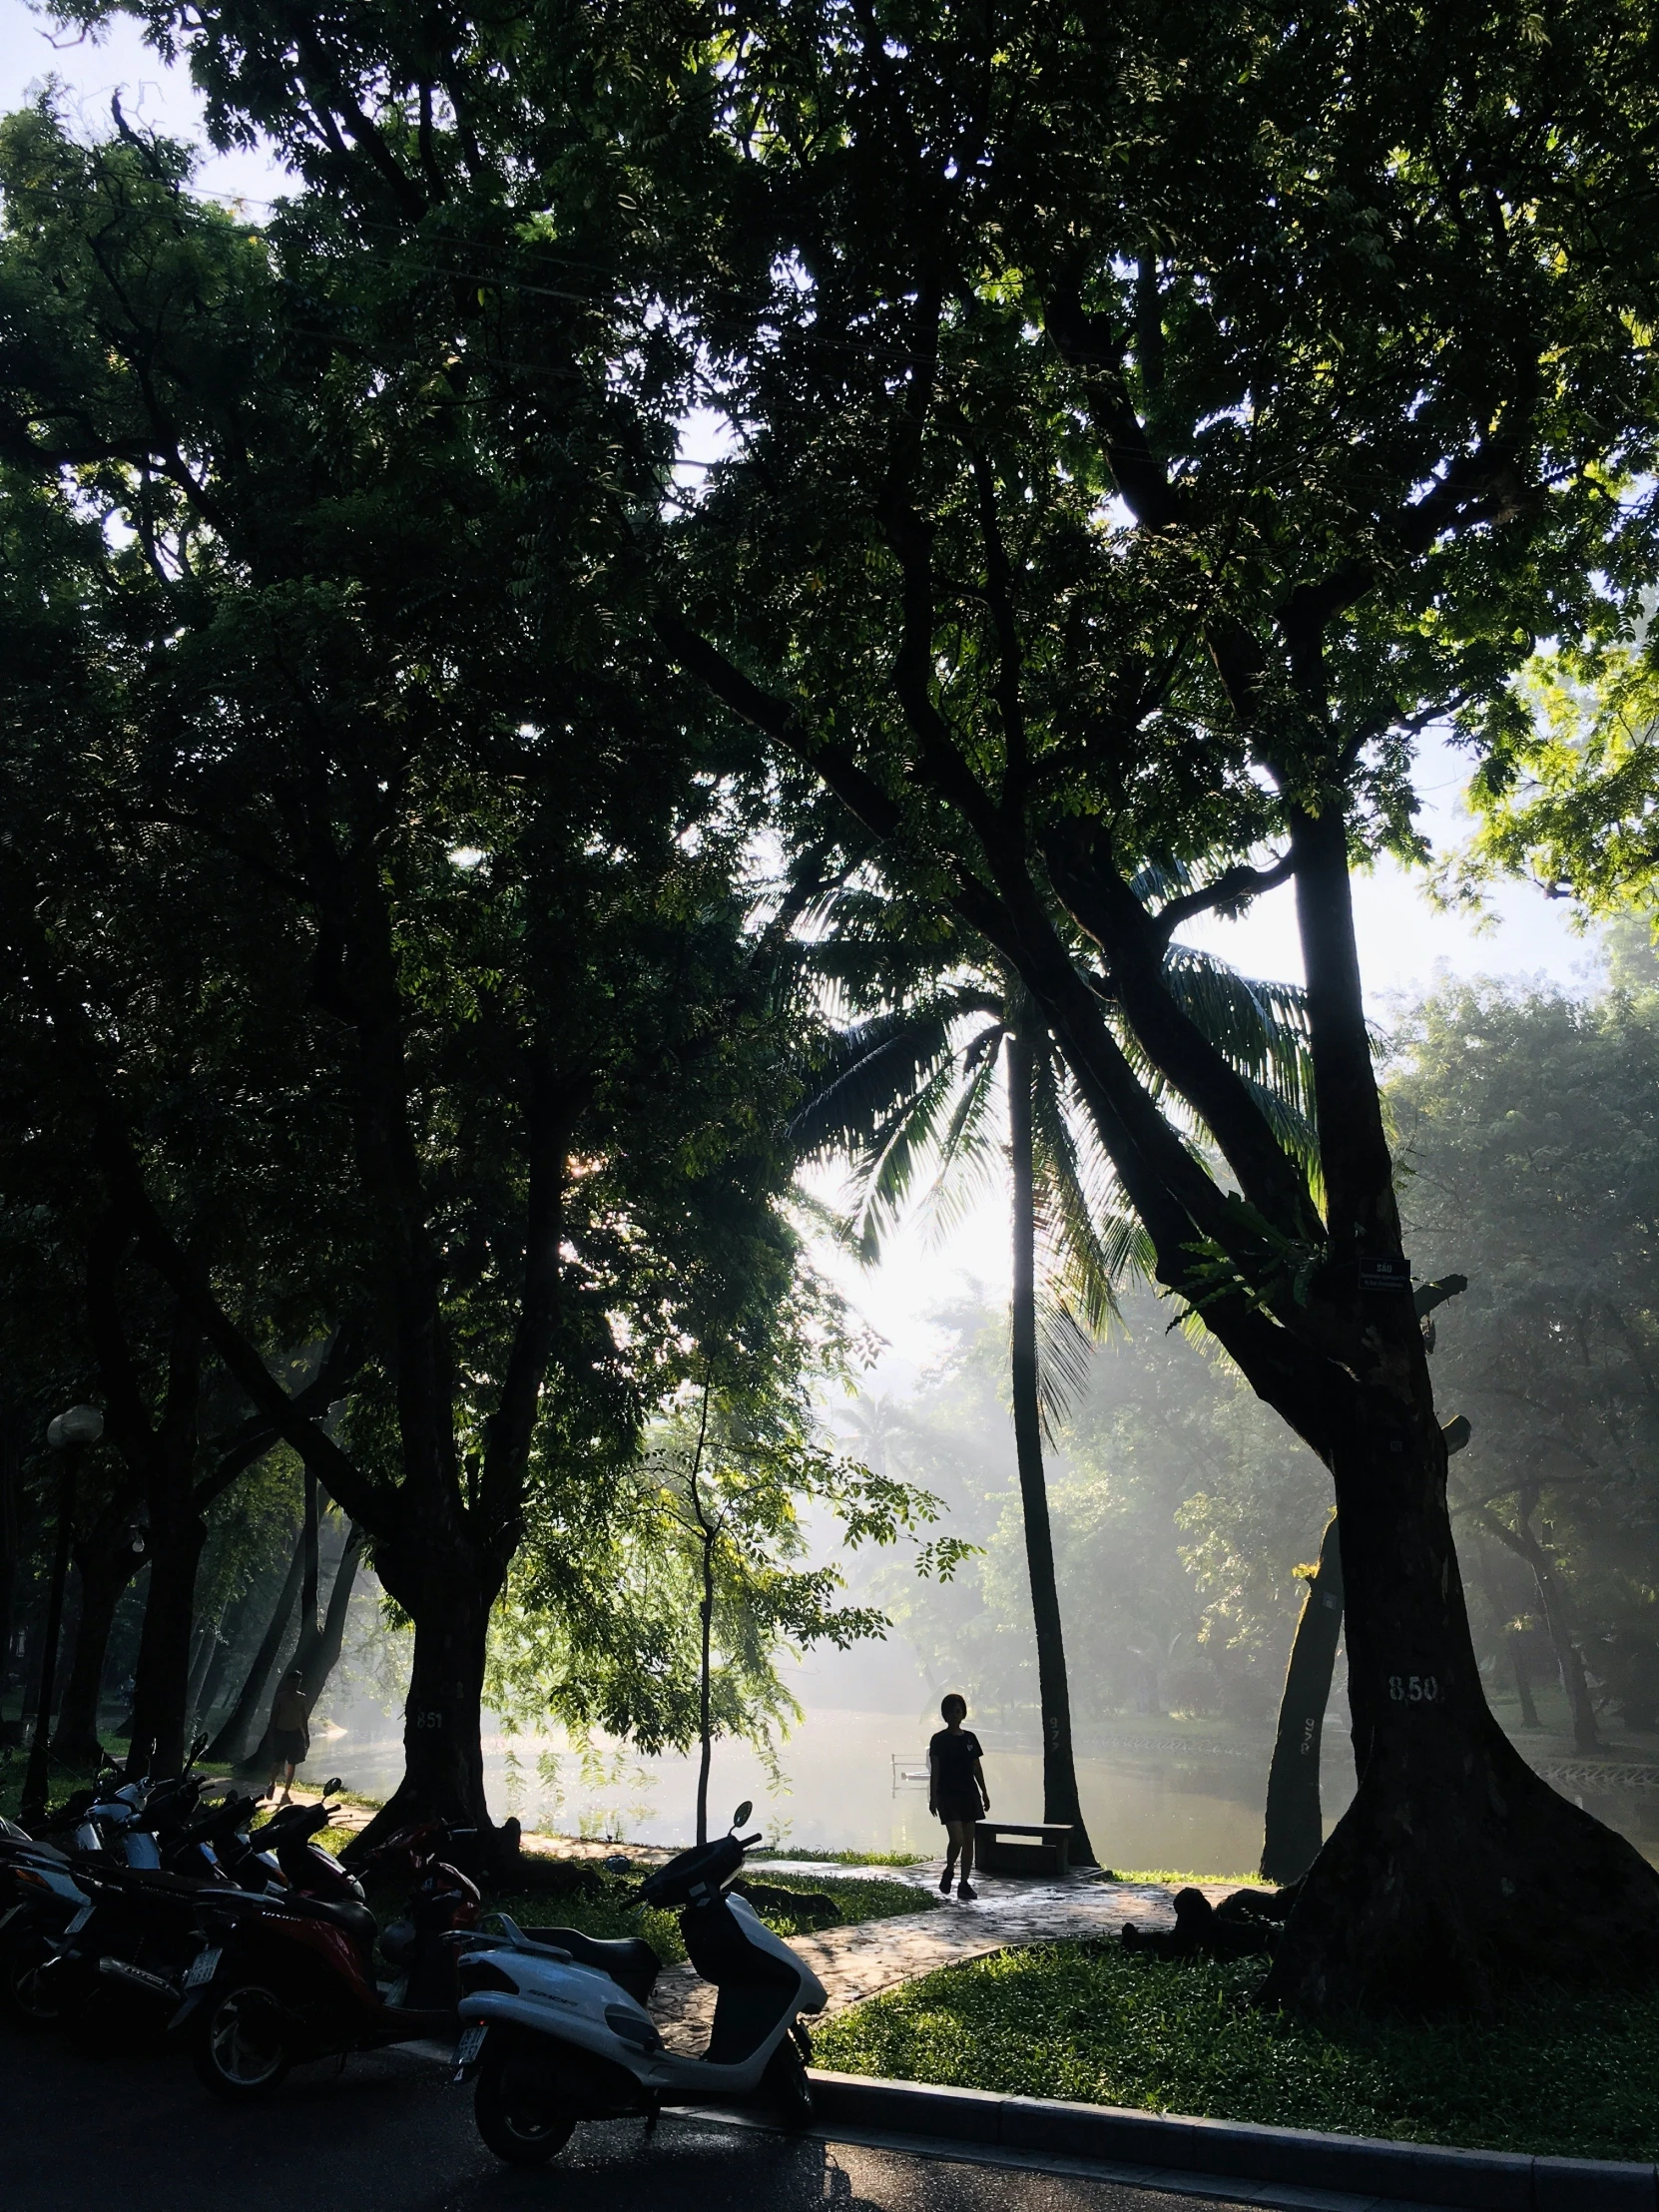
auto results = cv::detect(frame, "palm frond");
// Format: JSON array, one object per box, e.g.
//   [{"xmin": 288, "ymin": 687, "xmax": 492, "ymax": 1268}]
[
  {"xmin": 1034, "ymin": 1289, "xmax": 1097, "ymax": 1443},
  {"xmin": 790, "ymin": 999, "xmax": 994, "ymax": 1156},
  {"xmin": 915, "ymin": 1029, "xmax": 1008, "ymax": 1242},
  {"xmin": 1161, "ymin": 943, "xmax": 1315, "ymax": 1121}
]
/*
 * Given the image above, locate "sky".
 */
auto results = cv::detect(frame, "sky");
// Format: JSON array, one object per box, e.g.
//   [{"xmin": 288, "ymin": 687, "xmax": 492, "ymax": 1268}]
[
  {"xmin": 1, "ymin": 1, "xmax": 1605, "ymax": 1381},
  {"xmin": 0, "ymin": 0, "xmax": 282, "ymax": 203}
]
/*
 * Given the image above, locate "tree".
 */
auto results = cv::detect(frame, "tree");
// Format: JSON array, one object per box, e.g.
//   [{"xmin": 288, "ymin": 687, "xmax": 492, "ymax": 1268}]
[
  {"xmin": 800, "ymin": 934, "xmax": 1308, "ymax": 1865},
  {"xmin": 1458, "ymin": 650, "xmax": 1659, "ymax": 929},
  {"xmin": 651, "ymin": 0, "xmax": 1659, "ymax": 2006},
  {"xmin": 0, "ymin": 106, "xmax": 821, "ymax": 1846},
  {"xmin": 653, "ymin": 1381, "xmax": 963, "ymax": 1843},
  {"xmin": 62, "ymin": 0, "xmax": 1659, "ymax": 2001},
  {"xmin": 486, "ymin": 1350, "xmax": 970, "ymax": 1841}
]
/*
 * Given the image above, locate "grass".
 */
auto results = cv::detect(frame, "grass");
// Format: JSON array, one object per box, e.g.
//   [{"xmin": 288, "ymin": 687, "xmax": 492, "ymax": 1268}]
[
  {"xmin": 749, "ymin": 1847, "xmax": 927, "ymax": 1867},
  {"xmin": 813, "ymin": 1939, "xmax": 1659, "ymax": 2164},
  {"xmin": 1106, "ymin": 1869, "xmax": 1268, "ymax": 1888},
  {"xmin": 473, "ymin": 1868, "xmax": 938, "ymax": 1965}
]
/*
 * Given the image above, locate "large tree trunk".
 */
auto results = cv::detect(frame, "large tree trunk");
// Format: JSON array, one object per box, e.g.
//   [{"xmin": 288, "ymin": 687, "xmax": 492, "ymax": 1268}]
[
  {"xmin": 0, "ymin": 1390, "xmax": 20, "ymax": 1732},
  {"xmin": 209, "ymin": 1526, "xmax": 304, "ymax": 1765},
  {"xmin": 1508, "ymin": 1631, "xmax": 1542, "ymax": 1731},
  {"xmin": 345, "ymin": 1567, "xmax": 501, "ymax": 1864},
  {"xmin": 125, "ymin": 1499, "xmax": 208, "ymax": 1779},
  {"xmin": 1248, "ymin": 807, "xmax": 1659, "ymax": 2012},
  {"xmin": 1006, "ymin": 1025, "xmax": 1097, "ymax": 1868},
  {"xmin": 292, "ymin": 1519, "xmax": 363, "ymax": 1706},
  {"xmin": 1261, "ymin": 1513, "xmax": 1343, "ymax": 1885},
  {"xmin": 1262, "ymin": 1450, "xmax": 1659, "ymax": 2012},
  {"xmin": 54, "ymin": 1533, "xmax": 141, "ymax": 1767}
]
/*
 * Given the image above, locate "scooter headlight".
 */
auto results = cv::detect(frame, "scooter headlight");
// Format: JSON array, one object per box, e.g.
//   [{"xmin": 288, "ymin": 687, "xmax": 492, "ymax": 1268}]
[{"xmin": 456, "ymin": 1957, "xmax": 518, "ymax": 1996}]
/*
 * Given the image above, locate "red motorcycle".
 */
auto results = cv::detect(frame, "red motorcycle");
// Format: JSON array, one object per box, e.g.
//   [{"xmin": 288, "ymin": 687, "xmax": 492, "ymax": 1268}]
[{"xmin": 173, "ymin": 1797, "xmax": 481, "ymax": 2101}]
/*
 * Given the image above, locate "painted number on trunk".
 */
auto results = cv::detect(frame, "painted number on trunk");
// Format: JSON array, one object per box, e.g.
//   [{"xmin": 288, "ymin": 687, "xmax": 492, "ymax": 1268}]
[
  {"xmin": 1388, "ymin": 1675, "xmax": 1439, "ymax": 1703},
  {"xmin": 413, "ymin": 1710, "xmax": 444, "ymax": 1728}
]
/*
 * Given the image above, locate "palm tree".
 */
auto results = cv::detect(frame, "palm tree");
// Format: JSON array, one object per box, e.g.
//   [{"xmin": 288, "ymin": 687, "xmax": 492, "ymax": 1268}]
[{"xmin": 795, "ymin": 925, "xmax": 1314, "ymax": 1871}]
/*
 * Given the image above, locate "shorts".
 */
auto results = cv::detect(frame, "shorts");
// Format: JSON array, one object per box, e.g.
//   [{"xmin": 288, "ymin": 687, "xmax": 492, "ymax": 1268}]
[
  {"xmin": 272, "ymin": 1727, "xmax": 309, "ymax": 1765},
  {"xmin": 935, "ymin": 1794, "xmax": 982, "ymax": 1827}
]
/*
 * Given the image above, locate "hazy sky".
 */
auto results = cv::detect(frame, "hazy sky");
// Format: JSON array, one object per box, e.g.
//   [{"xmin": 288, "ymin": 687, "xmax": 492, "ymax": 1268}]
[{"xmin": 2, "ymin": 0, "xmax": 1601, "ymax": 1378}]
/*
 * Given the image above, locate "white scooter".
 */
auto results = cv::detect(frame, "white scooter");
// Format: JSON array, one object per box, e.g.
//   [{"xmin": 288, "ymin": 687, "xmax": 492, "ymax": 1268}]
[{"xmin": 451, "ymin": 1801, "xmax": 826, "ymax": 2165}]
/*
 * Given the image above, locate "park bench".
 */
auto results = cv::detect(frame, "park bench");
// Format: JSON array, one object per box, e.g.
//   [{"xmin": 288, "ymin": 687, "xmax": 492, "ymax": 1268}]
[{"xmin": 973, "ymin": 1820, "xmax": 1073, "ymax": 1877}]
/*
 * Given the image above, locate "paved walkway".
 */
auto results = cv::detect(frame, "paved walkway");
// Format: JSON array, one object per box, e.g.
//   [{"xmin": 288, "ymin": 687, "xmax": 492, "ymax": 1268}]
[{"xmin": 650, "ymin": 1867, "xmax": 1234, "ymax": 2054}]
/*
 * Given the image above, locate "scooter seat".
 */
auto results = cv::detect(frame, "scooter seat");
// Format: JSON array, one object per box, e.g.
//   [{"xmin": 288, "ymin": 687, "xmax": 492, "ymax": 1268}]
[
  {"xmin": 523, "ymin": 1927, "xmax": 661, "ymax": 2006},
  {"xmin": 286, "ymin": 1891, "xmax": 380, "ymax": 1967}
]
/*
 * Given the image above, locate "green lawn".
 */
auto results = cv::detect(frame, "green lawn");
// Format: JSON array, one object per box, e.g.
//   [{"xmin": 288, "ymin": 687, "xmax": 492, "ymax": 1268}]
[
  {"xmin": 749, "ymin": 1847, "xmax": 927, "ymax": 1867},
  {"xmin": 813, "ymin": 1939, "xmax": 1659, "ymax": 2164},
  {"xmin": 479, "ymin": 1868, "xmax": 938, "ymax": 1965}
]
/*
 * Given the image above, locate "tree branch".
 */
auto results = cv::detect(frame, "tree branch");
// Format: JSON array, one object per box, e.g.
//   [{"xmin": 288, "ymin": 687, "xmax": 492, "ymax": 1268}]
[{"xmin": 1151, "ymin": 852, "xmax": 1296, "ymax": 943}]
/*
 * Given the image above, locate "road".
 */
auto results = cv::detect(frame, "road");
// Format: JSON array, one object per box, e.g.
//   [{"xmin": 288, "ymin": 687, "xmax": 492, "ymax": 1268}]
[{"xmin": 1, "ymin": 2033, "xmax": 1252, "ymax": 2212}]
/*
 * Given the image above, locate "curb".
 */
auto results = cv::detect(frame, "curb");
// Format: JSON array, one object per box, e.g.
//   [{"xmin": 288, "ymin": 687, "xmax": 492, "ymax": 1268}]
[{"xmin": 806, "ymin": 2073, "xmax": 1656, "ymax": 2211}]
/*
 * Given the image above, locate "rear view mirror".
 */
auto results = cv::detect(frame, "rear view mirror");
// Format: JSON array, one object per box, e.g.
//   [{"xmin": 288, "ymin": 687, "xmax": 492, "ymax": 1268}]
[
  {"xmin": 323, "ymin": 1777, "xmax": 343, "ymax": 1797},
  {"xmin": 731, "ymin": 1801, "xmax": 753, "ymax": 1830}
]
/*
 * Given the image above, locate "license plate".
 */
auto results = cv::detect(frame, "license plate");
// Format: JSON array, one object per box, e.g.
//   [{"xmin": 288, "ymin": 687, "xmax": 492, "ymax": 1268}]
[
  {"xmin": 184, "ymin": 1946, "xmax": 222, "ymax": 1989},
  {"xmin": 65, "ymin": 1905, "xmax": 92, "ymax": 1936},
  {"xmin": 454, "ymin": 2022, "xmax": 488, "ymax": 2067}
]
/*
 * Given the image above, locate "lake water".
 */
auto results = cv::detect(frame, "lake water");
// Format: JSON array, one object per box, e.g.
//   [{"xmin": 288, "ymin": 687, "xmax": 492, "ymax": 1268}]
[
  {"xmin": 308, "ymin": 1701, "xmax": 1659, "ymax": 1872},
  {"xmin": 311, "ymin": 1704, "xmax": 1359, "ymax": 1873}
]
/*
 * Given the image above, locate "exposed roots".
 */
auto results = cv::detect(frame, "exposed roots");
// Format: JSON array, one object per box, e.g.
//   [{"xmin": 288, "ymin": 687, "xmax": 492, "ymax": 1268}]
[{"xmin": 1261, "ymin": 1721, "xmax": 1659, "ymax": 2016}]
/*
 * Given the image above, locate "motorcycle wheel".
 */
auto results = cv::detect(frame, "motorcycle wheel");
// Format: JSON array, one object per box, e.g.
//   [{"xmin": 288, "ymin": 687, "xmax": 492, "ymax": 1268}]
[
  {"xmin": 762, "ymin": 2034, "xmax": 816, "ymax": 2128},
  {"xmin": 193, "ymin": 1982, "xmax": 293, "ymax": 2100},
  {"xmin": 0, "ymin": 1926, "xmax": 70, "ymax": 2032},
  {"xmin": 474, "ymin": 2044, "xmax": 578, "ymax": 2166}
]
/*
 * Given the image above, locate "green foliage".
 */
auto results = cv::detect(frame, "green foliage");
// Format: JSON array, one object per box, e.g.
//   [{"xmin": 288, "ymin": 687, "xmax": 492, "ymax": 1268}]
[
  {"xmin": 875, "ymin": 1296, "xmax": 1328, "ymax": 1727},
  {"xmin": 1458, "ymin": 646, "xmax": 1659, "ymax": 921},
  {"xmin": 489, "ymin": 1375, "xmax": 970, "ymax": 1766},
  {"xmin": 1388, "ymin": 976, "xmax": 1659, "ymax": 1712},
  {"xmin": 814, "ymin": 1940, "xmax": 1659, "ymax": 2161},
  {"xmin": 0, "ymin": 90, "xmax": 839, "ymax": 1795},
  {"xmin": 473, "ymin": 1869, "xmax": 939, "ymax": 1968}
]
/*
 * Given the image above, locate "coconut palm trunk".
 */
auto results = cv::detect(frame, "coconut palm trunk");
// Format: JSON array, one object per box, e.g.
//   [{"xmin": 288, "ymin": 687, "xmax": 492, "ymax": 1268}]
[{"xmin": 1006, "ymin": 1024, "xmax": 1097, "ymax": 1867}]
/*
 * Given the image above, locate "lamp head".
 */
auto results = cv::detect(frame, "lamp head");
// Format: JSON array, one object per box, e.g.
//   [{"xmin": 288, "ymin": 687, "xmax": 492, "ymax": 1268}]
[{"xmin": 48, "ymin": 1404, "xmax": 104, "ymax": 1449}]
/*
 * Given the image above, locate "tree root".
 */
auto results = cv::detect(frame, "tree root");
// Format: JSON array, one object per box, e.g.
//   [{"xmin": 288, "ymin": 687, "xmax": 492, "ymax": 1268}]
[{"xmin": 1261, "ymin": 1723, "xmax": 1659, "ymax": 2016}]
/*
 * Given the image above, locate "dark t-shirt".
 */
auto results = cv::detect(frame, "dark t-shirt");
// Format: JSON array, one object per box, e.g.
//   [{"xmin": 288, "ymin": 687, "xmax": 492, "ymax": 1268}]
[
  {"xmin": 929, "ymin": 1728, "xmax": 983, "ymax": 1800},
  {"xmin": 273, "ymin": 1686, "xmax": 309, "ymax": 1735}
]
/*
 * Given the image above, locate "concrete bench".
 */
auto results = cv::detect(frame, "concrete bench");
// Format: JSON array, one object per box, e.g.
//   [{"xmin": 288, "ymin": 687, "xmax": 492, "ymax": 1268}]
[{"xmin": 974, "ymin": 1821, "xmax": 1073, "ymax": 1877}]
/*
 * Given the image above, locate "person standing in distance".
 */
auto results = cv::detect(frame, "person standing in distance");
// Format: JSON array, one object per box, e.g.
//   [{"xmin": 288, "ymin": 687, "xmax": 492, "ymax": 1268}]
[
  {"xmin": 928, "ymin": 1692, "xmax": 990, "ymax": 1901},
  {"xmin": 267, "ymin": 1667, "xmax": 311, "ymax": 1804}
]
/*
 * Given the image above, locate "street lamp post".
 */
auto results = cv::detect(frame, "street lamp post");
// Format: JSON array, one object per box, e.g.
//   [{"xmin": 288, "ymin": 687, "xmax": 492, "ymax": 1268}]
[{"xmin": 20, "ymin": 1404, "xmax": 103, "ymax": 1828}]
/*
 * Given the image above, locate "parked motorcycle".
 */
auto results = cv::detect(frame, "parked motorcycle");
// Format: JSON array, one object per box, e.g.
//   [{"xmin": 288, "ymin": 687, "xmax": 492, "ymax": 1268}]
[
  {"xmin": 174, "ymin": 1795, "xmax": 482, "ymax": 2100},
  {"xmin": 0, "ymin": 1781, "xmax": 333, "ymax": 2040},
  {"xmin": 0, "ymin": 1823, "xmax": 94, "ymax": 2030},
  {"xmin": 451, "ymin": 1800, "xmax": 824, "ymax": 2166}
]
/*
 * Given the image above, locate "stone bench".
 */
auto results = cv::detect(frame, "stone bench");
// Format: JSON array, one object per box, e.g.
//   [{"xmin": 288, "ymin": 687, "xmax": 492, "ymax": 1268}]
[{"xmin": 973, "ymin": 1820, "xmax": 1073, "ymax": 1877}]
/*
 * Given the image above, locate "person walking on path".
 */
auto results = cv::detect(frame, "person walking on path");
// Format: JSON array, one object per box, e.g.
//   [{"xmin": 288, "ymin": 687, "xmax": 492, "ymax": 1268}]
[
  {"xmin": 267, "ymin": 1667, "xmax": 311, "ymax": 1803},
  {"xmin": 929, "ymin": 1692, "xmax": 990, "ymax": 1902}
]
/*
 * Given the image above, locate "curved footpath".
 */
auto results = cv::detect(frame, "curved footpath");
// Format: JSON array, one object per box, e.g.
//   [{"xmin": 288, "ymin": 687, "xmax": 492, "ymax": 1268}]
[{"xmin": 649, "ymin": 1861, "xmax": 1234, "ymax": 2048}]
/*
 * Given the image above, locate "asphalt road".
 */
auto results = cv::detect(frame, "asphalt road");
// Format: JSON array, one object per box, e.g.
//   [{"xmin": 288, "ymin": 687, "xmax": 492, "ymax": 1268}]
[{"xmin": 0, "ymin": 2033, "xmax": 1247, "ymax": 2212}]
